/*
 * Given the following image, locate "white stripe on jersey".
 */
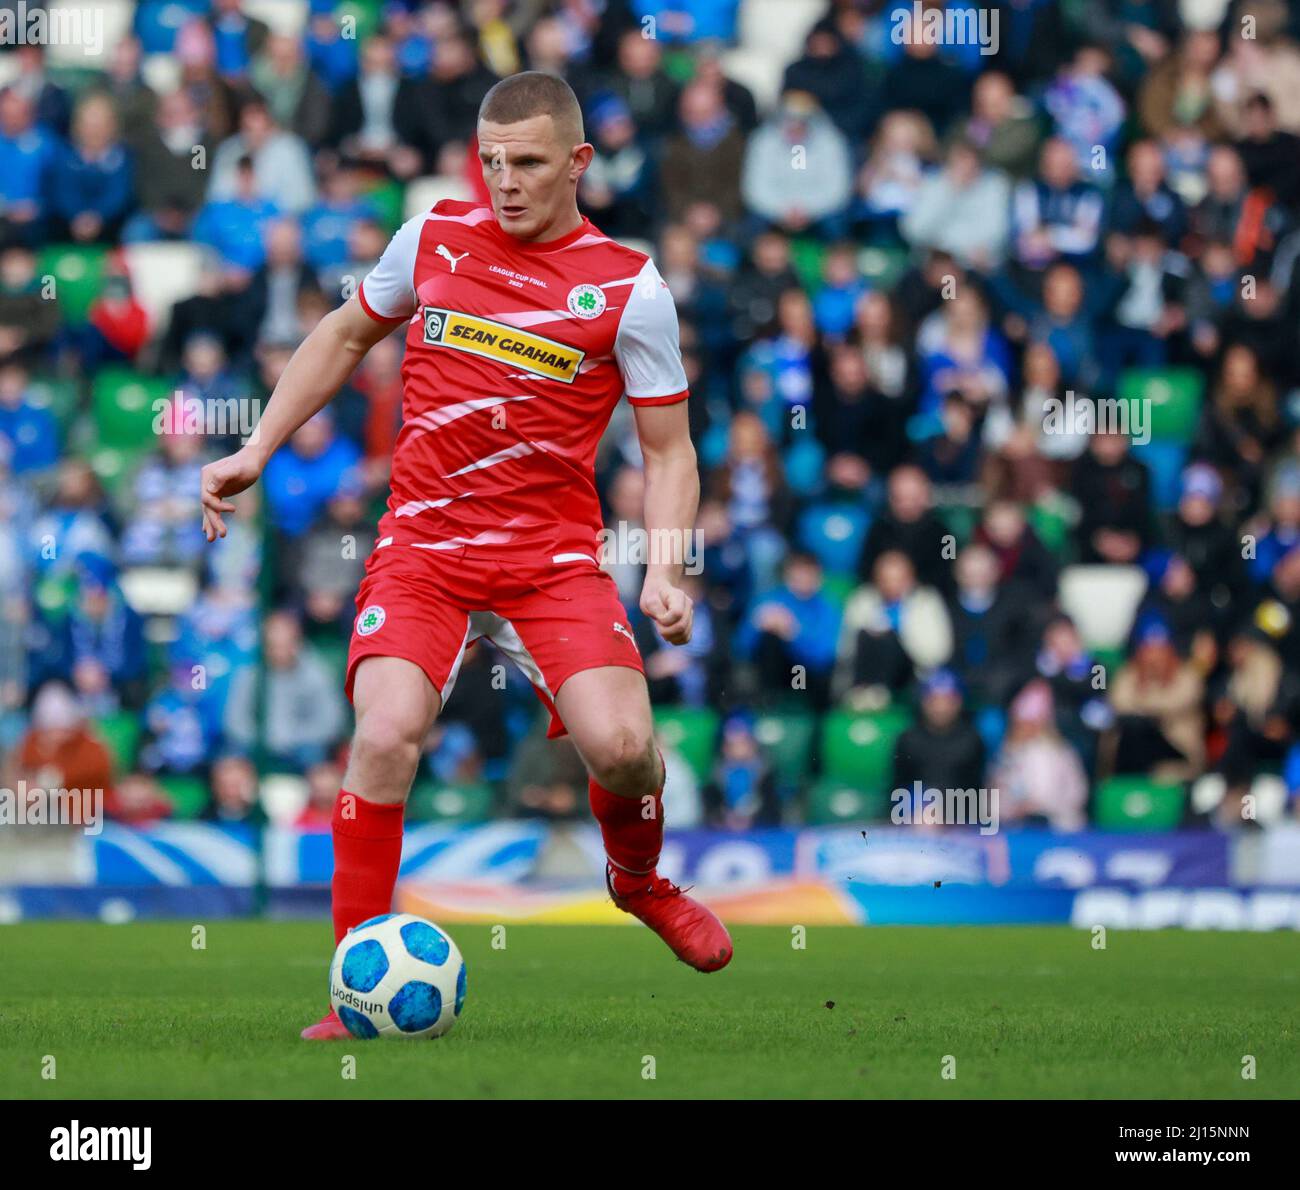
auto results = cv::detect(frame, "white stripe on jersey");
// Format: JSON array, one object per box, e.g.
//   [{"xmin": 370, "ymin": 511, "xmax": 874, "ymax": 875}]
[
  {"xmin": 394, "ymin": 492, "xmax": 475, "ymax": 518},
  {"xmin": 442, "ymin": 441, "xmax": 536, "ymax": 478},
  {"xmin": 405, "ymin": 393, "xmax": 536, "ymax": 439}
]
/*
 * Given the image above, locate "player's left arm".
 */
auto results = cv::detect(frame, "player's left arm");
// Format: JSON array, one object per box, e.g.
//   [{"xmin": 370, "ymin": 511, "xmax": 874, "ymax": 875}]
[
  {"xmin": 635, "ymin": 399, "xmax": 698, "ymax": 646},
  {"xmin": 617, "ymin": 260, "xmax": 698, "ymax": 646}
]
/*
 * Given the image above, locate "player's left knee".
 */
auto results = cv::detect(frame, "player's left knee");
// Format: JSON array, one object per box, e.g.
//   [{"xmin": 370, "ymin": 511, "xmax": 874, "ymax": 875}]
[{"xmin": 587, "ymin": 723, "xmax": 658, "ymax": 794}]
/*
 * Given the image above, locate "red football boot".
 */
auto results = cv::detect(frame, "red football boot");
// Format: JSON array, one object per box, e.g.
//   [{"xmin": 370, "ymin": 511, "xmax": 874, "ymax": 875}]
[
  {"xmin": 301, "ymin": 1007, "xmax": 351, "ymax": 1041},
  {"xmin": 606, "ymin": 865, "xmax": 733, "ymax": 972}
]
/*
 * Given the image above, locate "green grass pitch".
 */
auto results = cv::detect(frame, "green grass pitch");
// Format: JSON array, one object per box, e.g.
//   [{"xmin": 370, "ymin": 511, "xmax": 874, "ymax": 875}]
[{"xmin": 2, "ymin": 922, "xmax": 1296, "ymax": 1099}]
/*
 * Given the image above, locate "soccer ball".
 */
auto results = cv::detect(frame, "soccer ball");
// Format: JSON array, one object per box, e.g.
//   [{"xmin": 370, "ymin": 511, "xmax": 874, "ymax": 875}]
[{"xmin": 329, "ymin": 913, "xmax": 467, "ymax": 1039}]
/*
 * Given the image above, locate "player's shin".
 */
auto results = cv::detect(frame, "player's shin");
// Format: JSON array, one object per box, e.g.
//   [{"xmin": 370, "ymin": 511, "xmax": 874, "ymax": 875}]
[
  {"xmin": 330, "ymin": 790, "xmax": 406, "ymax": 943},
  {"xmin": 588, "ymin": 748, "xmax": 665, "ymax": 897}
]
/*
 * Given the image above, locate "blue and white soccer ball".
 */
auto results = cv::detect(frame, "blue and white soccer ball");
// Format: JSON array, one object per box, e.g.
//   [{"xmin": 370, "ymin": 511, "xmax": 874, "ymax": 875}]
[{"xmin": 329, "ymin": 913, "xmax": 467, "ymax": 1039}]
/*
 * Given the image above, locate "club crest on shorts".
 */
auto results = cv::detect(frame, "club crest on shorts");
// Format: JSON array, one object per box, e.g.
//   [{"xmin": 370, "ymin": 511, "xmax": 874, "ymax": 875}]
[
  {"xmin": 567, "ymin": 283, "xmax": 606, "ymax": 319},
  {"xmin": 356, "ymin": 605, "xmax": 386, "ymax": 636}
]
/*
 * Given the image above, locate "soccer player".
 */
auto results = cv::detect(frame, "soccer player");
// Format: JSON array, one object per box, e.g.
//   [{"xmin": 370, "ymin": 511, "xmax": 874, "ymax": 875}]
[{"xmin": 200, "ymin": 73, "xmax": 733, "ymax": 1040}]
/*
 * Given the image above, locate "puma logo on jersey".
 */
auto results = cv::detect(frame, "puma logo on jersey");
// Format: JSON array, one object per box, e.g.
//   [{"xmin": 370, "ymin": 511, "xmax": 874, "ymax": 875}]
[
  {"xmin": 436, "ymin": 244, "xmax": 469, "ymax": 272},
  {"xmin": 612, "ymin": 621, "xmax": 639, "ymax": 651}
]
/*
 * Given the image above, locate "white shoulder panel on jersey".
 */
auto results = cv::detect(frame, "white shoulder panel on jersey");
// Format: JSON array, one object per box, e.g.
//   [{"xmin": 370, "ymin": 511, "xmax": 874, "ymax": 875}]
[
  {"xmin": 613, "ymin": 258, "xmax": 689, "ymax": 404},
  {"xmin": 358, "ymin": 209, "xmax": 430, "ymax": 321}
]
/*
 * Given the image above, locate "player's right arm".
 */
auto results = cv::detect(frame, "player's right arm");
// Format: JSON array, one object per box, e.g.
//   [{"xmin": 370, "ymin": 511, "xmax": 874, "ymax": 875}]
[
  {"xmin": 202, "ymin": 209, "xmax": 427, "ymax": 542},
  {"xmin": 200, "ymin": 295, "xmax": 399, "ymax": 541}
]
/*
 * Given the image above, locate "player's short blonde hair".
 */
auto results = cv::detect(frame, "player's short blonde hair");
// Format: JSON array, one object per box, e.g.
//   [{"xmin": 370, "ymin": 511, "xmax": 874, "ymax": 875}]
[{"xmin": 478, "ymin": 71, "xmax": 585, "ymax": 147}]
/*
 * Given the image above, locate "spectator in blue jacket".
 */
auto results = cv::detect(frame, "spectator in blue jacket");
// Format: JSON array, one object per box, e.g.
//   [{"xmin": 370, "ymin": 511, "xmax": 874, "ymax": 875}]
[
  {"xmin": 262, "ymin": 408, "xmax": 361, "ymax": 538},
  {"xmin": 0, "ymin": 88, "xmax": 58, "ymax": 247},
  {"xmin": 0, "ymin": 361, "xmax": 58, "ymax": 474},
  {"xmin": 46, "ymin": 93, "xmax": 134, "ymax": 243},
  {"xmin": 41, "ymin": 553, "xmax": 149, "ymax": 714},
  {"xmin": 192, "ymin": 155, "xmax": 280, "ymax": 272},
  {"xmin": 140, "ymin": 659, "xmax": 226, "ymax": 776},
  {"xmin": 738, "ymin": 550, "xmax": 842, "ymax": 709}
]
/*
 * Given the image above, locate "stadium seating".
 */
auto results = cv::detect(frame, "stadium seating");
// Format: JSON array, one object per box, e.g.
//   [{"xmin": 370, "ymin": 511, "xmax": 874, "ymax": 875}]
[
  {"xmin": 43, "ymin": 0, "xmax": 133, "ymax": 67},
  {"xmin": 26, "ymin": 376, "xmax": 80, "ymax": 428},
  {"xmin": 39, "ymin": 244, "xmax": 108, "ymax": 323},
  {"xmin": 96, "ymin": 711, "xmax": 141, "ymax": 773},
  {"xmin": 407, "ymin": 781, "xmax": 495, "ymax": 824},
  {"xmin": 653, "ymin": 706, "xmax": 720, "ymax": 783},
  {"xmin": 260, "ymin": 774, "xmax": 311, "ymax": 825},
  {"xmin": 819, "ymin": 707, "xmax": 912, "ymax": 791},
  {"xmin": 1094, "ymin": 776, "xmax": 1187, "ymax": 831},
  {"xmin": 736, "ymin": 0, "xmax": 826, "ymax": 62},
  {"xmin": 1058, "ymin": 565, "xmax": 1148, "ymax": 650},
  {"xmin": 404, "ymin": 175, "xmax": 474, "ymax": 220},
  {"xmin": 1130, "ymin": 439, "xmax": 1188, "ymax": 513},
  {"xmin": 754, "ymin": 708, "xmax": 817, "ymax": 791},
  {"xmin": 123, "ymin": 242, "xmax": 204, "ymax": 333},
  {"xmin": 797, "ymin": 503, "xmax": 871, "ymax": 575},
  {"xmin": 805, "ymin": 776, "xmax": 891, "ymax": 825},
  {"xmin": 158, "ymin": 774, "xmax": 210, "ymax": 820},
  {"xmin": 92, "ymin": 368, "xmax": 174, "ymax": 447},
  {"xmin": 243, "ymin": 0, "xmax": 310, "ymax": 36},
  {"xmin": 119, "ymin": 568, "xmax": 199, "ymax": 617},
  {"xmin": 1116, "ymin": 367, "xmax": 1205, "ymax": 445}
]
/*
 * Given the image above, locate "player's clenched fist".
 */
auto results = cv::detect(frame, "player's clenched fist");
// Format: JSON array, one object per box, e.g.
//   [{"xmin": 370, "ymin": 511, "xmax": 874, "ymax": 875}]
[
  {"xmin": 200, "ymin": 448, "xmax": 262, "ymax": 542},
  {"xmin": 641, "ymin": 579, "xmax": 693, "ymax": 646}
]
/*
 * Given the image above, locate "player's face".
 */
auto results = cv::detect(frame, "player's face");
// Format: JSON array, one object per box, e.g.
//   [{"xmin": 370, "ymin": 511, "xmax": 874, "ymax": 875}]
[{"xmin": 478, "ymin": 115, "xmax": 591, "ymax": 241}]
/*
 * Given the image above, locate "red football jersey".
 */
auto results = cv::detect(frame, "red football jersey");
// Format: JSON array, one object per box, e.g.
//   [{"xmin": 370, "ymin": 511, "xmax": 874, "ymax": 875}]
[{"xmin": 357, "ymin": 200, "xmax": 688, "ymax": 564}]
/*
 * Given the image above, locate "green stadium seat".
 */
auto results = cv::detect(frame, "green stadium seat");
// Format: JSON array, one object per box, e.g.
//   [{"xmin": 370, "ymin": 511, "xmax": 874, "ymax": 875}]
[
  {"xmin": 92, "ymin": 369, "xmax": 174, "ymax": 448},
  {"xmin": 661, "ymin": 47, "xmax": 697, "ymax": 84},
  {"xmin": 37, "ymin": 244, "xmax": 108, "ymax": 323},
  {"xmin": 1117, "ymin": 367, "xmax": 1204, "ymax": 444},
  {"xmin": 89, "ymin": 445, "xmax": 148, "ymax": 497},
  {"xmin": 1090, "ymin": 645, "xmax": 1126, "ymax": 685},
  {"xmin": 313, "ymin": 639, "xmax": 350, "ymax": 687},
  {"xmin": 96, "ymin": 712, "xmax": 141, "ymax": 773},
  {"xmin": 26, "ymin": 376, "xmax": 80, "ymax": 427},
  {"xmin": 821, "ymin": 573, "xmax": 858, "ymax": 608},
  {"xmin": 158, "ymin": 774, "xmax": 209, "ymax": 820},
  {"xmin": 653, "ymin": 706, "xmax": 719, "ymax": 782},
  {"xmin": 407, "ymin": 781, "xmax": 495, "ymax": 824},
  {"xmin": 790, "ymin": 238, "xmax": 828, "ymax": 292},
  {"xmin": 1028, "ymin": 503, "xmax": 1071, "ymax": 559},
  {"xmin": 754, "ymin": 709, "xmax": 816, "ymax": 790},
  {"xmin": 805, "ymin": 777, "xmax": 891, "ymax": 825},
  {"xmin": 1094, "ymin": 776, "xmax": 1186, "ymax": 832},
  {"xmin": 857, "ymin": 244, "xmax": 910, "ymax": 288},
  {"xmin": 336, "ymin": 0, "xmax": 383, "ymax": 42},
  {"xmin": 33, "ymin": 572, "xmax": 77, "ymax": 620},
  {"xmin": 819, "ymin": 707, "xmax": 912, "ymax": 790},
  {"xmin": 936, "ymin": 503, "xmax": 979, "ymax": 548},
  {"xmin": 362, "ymin": 179, "xmax": 405, "ymax": 233}
]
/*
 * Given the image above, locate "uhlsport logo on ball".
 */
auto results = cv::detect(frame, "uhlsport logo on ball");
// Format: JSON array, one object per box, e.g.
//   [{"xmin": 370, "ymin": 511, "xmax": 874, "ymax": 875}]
[{"xmin": 329, "ymin": 913, "xmax": 467, "ymax": 1038}]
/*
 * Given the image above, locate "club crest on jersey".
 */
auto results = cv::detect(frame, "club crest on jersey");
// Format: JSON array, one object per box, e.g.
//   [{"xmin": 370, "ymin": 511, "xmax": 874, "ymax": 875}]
[
  {"xmin": 356, "ymin": 606, "xmax": 386, "ymax": 636},
  {"xmin": 566, "ymin": 284, "xmax": 606, "ymax": 320},
  {"xmin": 421, "ymin": 306, "xmax": 585, "ymax": 384}
]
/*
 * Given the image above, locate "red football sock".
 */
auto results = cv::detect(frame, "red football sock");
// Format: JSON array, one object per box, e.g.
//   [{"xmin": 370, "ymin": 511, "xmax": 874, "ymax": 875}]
[
  {"xmin": 330, "ymin": 790, "xmax": 405, "ymax": 944},
  {"xmin": 589, "ymin": 751, "xmax": 665, "ymax": 896}
]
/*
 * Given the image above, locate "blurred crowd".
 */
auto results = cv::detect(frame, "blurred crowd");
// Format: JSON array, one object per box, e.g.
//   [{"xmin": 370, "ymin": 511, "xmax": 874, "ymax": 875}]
[{"xmin": 3, "ymin": 0, "xmax": 1300, "ymax": 835}]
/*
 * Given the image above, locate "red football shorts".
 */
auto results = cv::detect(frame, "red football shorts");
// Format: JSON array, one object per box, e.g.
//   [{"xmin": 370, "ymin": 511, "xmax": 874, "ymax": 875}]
[{"xmin": 345, "ymin": 543, "xmax": 645, "ymax": 738}]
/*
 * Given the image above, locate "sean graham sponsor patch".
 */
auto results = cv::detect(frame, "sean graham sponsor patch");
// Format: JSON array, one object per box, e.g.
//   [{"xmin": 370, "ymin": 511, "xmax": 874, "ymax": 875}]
[{"xmin": 422, "ymin": 307, "xmax": 585, "ymax": 383}]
